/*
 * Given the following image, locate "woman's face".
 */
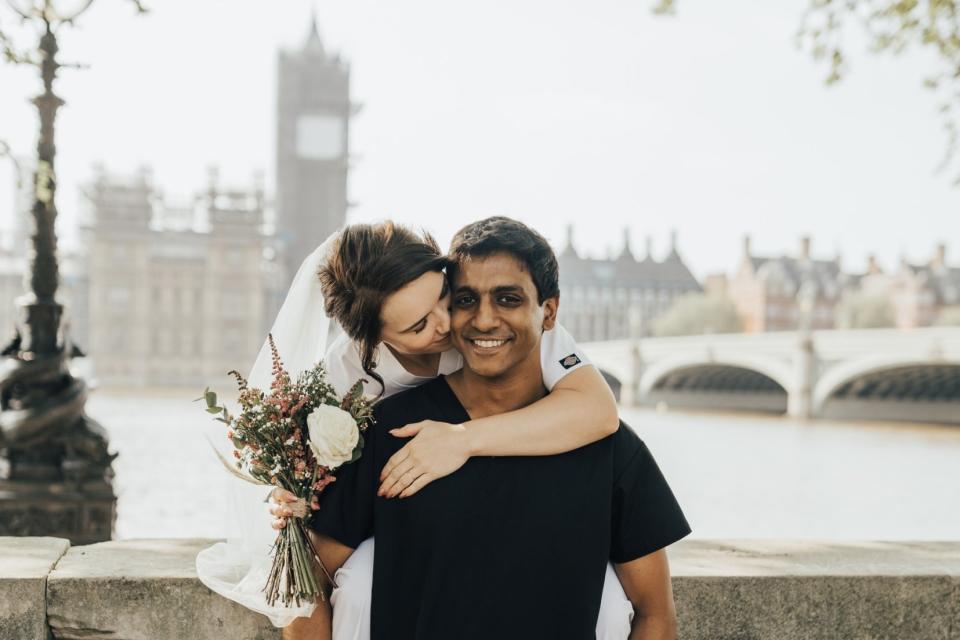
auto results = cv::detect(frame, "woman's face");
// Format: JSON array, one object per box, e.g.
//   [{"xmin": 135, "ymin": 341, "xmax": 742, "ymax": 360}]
[{"xmin": 379, "ymin": 270, "xmax": 452, "ymax": 355}]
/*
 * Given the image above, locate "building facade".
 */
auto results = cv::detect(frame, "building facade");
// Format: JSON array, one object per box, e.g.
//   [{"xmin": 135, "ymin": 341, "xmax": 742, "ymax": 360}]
[
  {"xmin": 857, "ymin": 244, "xmax": 960, "ymax": 329},
  {"xmin": 275, "ymin": 16, "xmax": 356, "ymax": 289},
  {"xmin": 728, "ymin": 236, "xmax": 856, "ymax": 333},
  {"xmin": 558, "ymin": 226, "xmax": 701, "ymax": 342},
  {"xmin": 81, "ymin": 168, "xmax": 280, "ymax": 387}
]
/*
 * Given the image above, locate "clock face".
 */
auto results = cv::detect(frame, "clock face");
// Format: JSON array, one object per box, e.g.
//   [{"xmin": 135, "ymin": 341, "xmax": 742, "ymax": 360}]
[{"xmin": 296, "ymin": 114, "xmax": 344, "ymax": 159}]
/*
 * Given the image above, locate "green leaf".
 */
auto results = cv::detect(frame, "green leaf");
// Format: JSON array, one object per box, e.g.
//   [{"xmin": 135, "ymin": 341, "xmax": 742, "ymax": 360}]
[
  {"xmin": 205, "ymin": 390, "xmax": 217, "ymax": 407},
  {"xmin": 206, "ymin": 406, "xmax": 222, "ymax": 414}
]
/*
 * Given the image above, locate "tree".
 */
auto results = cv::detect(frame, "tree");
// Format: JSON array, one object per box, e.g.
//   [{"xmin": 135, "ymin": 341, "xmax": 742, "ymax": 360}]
[
  {"xmin": 834, "ymin": 291, "xmax": 896, "ymax": 328},
  {"xmin": 653, "ymin": 0, "xmax": 960, "ymax": 183},
  {"xmin": 652, "ymin": 292, "xmax": 744, "ymax": 337}
]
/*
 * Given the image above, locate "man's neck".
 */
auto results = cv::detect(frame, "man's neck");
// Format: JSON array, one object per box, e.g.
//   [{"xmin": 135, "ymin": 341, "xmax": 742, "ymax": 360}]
[{"xmin": 446, "ymin": 356, "xmax": 546, "ymax": 420}]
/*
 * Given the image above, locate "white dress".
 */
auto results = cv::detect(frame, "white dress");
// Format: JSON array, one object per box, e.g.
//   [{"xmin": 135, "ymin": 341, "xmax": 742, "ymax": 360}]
[{"xmin": 322, "ymin": 324, "xmax": 634, "ymax": 640}]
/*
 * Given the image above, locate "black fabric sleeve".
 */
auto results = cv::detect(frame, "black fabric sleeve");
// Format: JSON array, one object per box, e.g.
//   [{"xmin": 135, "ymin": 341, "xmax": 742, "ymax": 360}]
[
  {"xmin": 307, "ymin": 425, "xmax": 377, "ymax": 549},
  {"xmin": 610, "ymin": 424, "xmax": 692, "ymax": 563}
]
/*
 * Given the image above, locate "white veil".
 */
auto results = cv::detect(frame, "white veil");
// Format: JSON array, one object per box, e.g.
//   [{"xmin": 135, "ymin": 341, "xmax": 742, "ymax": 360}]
[{"xmin": 195, "ymin": 231, "xmax": 342, "ymax": 627}]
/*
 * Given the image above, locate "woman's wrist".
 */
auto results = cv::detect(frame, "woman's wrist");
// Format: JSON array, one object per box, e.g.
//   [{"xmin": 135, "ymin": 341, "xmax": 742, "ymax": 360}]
[{"xmin": 460, "ymin": 421, "xmax": 484, "ymax": 458}]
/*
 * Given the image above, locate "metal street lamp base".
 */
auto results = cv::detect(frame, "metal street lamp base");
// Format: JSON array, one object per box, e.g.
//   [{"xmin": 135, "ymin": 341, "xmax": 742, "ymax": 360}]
[{"xmin": 0, "ymin": 476, "xmax": 116, "ymax": 544}]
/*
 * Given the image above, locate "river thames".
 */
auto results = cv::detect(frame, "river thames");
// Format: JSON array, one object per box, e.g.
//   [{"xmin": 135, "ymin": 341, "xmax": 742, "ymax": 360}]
[{"xmin": 87, "ymin": 387, "xmax": 960, "ymax": 541}]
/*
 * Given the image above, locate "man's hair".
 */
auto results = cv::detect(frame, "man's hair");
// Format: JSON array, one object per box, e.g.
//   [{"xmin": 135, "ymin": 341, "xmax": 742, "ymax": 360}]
[{"xmin": 448, "ymin": 216, "xmax": 559, "ymax": 303}]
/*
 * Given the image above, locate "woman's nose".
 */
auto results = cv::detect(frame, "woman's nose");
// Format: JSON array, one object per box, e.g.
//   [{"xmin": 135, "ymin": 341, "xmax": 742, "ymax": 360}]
[{"xmin": 435, "ymin": 305, "xmax": 451, "ymax": 336}]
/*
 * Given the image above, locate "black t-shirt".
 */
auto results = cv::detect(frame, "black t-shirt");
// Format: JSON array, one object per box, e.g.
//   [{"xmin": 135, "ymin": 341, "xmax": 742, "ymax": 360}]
[{"xmin": 310, "ymin": 376, "xmax": 691, "ymax": 640}]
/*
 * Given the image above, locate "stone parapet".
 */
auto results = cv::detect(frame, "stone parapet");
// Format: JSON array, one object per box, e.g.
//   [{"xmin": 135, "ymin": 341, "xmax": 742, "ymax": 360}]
[
  {"xmin": 1, "ymin": 537, "xmax": 958, "ymax": 639},
  {"xmin": 672, "ymin": 540, "xmax": 960, "ymax": 639},
  {"xmin": 0, "ymin": 536, "xmax": 70, "ymax": 640}
]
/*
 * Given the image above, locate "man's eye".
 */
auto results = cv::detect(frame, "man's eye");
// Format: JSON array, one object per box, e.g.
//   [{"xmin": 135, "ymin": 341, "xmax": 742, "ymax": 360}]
[
  {"xmin": 454, "ymin": 295, "xmax": 476, "ymax": 307},
  {"xmin": 497, "ymin": 295, "xmax": 521, "ymax": 305}
]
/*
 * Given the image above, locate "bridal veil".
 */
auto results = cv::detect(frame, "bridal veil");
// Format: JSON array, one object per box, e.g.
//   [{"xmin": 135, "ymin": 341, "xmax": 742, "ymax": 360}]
[{"xmin": 195, "ymin": 231, "xmax": 341, "ymax": 627}]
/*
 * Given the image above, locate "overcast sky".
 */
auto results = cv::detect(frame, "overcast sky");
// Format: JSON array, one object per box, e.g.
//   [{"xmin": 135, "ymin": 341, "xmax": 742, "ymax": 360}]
[{"xmin": 0, "ymin": 0, "xmax": 957, "ymax": 279}]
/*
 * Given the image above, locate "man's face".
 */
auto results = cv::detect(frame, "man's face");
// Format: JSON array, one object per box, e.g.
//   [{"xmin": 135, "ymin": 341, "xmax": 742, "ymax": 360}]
[{"xmin": 450, "ymin": 251, "xmax": 558, "ymax": 379}]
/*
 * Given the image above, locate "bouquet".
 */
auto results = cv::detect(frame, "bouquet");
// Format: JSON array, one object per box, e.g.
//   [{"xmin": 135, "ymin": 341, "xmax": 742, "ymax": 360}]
[{"xmin": 197, "ymin": 334, "xmax": 373, "ymax": 608}]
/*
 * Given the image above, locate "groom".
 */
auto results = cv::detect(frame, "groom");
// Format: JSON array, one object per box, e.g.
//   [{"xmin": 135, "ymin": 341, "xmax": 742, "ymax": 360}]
[{"xmin": 295, "ymin": 217, "xmax": 691, "ymax": 640}]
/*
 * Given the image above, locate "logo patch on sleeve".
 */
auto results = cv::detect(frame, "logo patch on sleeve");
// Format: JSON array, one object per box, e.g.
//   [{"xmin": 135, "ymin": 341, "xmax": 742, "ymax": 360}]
[{"xmin": 559, "ymin": 353, "xmax": 582, "ymax": 369}]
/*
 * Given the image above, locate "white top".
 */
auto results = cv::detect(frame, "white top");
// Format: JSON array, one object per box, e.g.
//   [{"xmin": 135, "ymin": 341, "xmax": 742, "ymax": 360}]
[{"xmin": 324, "ymin": 322, "xmax": 592, "ymax": 399}]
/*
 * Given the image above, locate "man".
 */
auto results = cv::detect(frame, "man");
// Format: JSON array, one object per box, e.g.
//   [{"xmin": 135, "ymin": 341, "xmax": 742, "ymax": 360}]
[{"xmin": 293, "ymin": 217, "xmax": 691, "ymax": 639}]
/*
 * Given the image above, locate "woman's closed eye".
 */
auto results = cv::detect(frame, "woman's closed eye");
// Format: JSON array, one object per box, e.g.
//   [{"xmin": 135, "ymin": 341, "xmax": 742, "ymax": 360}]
[{"xmin": 411, "ymin": 319, "xmax": 428, "ymax": 334}]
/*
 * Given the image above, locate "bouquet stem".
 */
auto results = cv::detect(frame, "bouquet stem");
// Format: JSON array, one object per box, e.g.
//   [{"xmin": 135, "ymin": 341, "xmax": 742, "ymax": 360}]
[{"xmin": 263, "ymin": 499, "xmax": 335, "ymax": 607}]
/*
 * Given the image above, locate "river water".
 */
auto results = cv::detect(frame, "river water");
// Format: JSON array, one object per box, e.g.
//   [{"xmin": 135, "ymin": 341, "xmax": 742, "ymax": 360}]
[{"xmin": 87, "ymin": 388, "xmax": 960, "ymax": 541}]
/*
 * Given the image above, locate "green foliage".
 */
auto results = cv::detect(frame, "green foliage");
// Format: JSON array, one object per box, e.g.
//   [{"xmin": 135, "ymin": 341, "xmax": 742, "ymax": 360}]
[
  {"xmin": 652, "ymin": 292, "xmax": 744, "ymax": 337},
  {"xmin": 834, "ymin": 291, "xmax": 896, "ymax": 328},
  {"xmin": 655, "ymin": 0, "xmax": 960, "ymax": 183}
]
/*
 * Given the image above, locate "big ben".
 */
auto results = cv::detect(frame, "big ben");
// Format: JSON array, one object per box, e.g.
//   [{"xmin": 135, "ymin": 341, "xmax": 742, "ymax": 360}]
[{"xmin": 275, "ymin": 14, "xmax": 356, "ymax": 286}]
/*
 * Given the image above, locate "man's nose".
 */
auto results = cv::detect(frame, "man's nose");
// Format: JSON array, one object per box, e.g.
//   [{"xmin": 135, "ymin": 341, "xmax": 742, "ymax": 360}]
[{"xmin": 471, "ymin": 297, "xmax": 499, "ymax": 332}]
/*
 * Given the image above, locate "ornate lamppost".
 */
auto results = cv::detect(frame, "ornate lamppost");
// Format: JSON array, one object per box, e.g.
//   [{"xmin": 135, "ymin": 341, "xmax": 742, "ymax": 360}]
[{"xmin": 0, "ymin": 0, "xmax": 144, "ymax": 543}]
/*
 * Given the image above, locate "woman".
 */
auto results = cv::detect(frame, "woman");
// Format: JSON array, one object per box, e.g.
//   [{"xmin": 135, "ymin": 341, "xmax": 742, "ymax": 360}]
[{"xmin": 196, "ymin": 221, "xmax": 632, "ymax": 638}]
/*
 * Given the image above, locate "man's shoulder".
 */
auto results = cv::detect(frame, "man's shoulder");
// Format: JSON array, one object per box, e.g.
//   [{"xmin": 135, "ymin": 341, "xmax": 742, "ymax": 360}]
[{"xmin": 610, "ymin": 419, "xmax": 647, "ymax": 477}]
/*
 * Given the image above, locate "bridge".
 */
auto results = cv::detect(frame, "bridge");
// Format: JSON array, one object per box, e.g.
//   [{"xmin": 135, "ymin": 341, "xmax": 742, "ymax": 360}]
[{"xmin": 583, "ymin": 327, "xmax": 960, "ymax": 424}]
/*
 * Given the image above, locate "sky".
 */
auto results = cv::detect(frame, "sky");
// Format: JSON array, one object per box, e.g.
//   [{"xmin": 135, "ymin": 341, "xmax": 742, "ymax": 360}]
[{"xmin": 0, "ymin": 0, "xmax": 958, "ymax": 280}]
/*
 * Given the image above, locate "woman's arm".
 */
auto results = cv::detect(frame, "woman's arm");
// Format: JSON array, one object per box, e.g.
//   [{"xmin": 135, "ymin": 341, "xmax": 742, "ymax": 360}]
[{"xmin": 378, "ymin": 364, "xmax": 619, "ymax": 498}]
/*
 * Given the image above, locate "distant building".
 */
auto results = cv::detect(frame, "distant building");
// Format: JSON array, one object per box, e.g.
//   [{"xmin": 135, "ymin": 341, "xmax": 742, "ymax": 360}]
[
  {"xmin": 728, "ymin": 235, "xmax": 856, "ymax": 333},
  {"xmin": 81, "ymin": 167, "xmax": 280, "ymax": 387},
  {"xmin": 275, "ymin": 14, "xmax": 356, "ymax": 289},
  {"xmin": 858, "ymin": 244, "xmax": 960, "ymax": 329},
  {"xmin": 558, "ymin": 226, "xmax": 701, "ymax": 341}
]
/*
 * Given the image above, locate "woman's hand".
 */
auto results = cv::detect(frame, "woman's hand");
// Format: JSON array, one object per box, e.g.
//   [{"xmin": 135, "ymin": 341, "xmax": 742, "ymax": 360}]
[
  {"xmin": 267, "ymin": 487, "xmax": 319, "ymax": 530},
  {"xmin": 378, "ymin": 420, "xmax": 472, "ymax": 499}
]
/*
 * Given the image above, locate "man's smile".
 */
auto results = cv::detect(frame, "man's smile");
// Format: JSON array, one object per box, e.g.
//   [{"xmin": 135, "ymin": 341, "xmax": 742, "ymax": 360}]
[{"xmin": 465, "ymin": 336, "xmax": 513, "ymax": 352}]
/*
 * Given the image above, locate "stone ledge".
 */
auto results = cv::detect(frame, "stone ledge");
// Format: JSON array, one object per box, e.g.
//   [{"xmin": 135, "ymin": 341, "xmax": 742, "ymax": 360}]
[
  {"xmin": 0, "ymin": 537, "xmax": 958, "ymax": 640},
  {"xmin": 0, "ymin": 536, "xmax": 70, "ymax": 640},
  {"xmin": 671, "ymin": 541, "xmax": 960, "ymax": 640},
  {"xmin": 46, "ymin": 538, "xmax": 278, "ymax": 640}
]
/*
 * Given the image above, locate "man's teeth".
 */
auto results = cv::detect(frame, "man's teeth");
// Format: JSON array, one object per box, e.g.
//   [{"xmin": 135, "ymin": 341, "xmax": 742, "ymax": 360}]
[{"xmin": 473, "ymin": 339, "xmax": 507, "ymax": 348}]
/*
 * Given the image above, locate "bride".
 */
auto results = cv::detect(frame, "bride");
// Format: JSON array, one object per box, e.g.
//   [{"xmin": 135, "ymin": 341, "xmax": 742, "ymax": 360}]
[{"xmin": 196, "ymin": 220, "xmax": 634, "ymax": 639}]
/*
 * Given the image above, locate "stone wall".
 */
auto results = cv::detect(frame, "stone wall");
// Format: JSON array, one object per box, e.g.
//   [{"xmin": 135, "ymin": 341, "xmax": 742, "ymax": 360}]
[{"xmin": 2, "ymin": 537, "xmax": 958, "ymax": 639}]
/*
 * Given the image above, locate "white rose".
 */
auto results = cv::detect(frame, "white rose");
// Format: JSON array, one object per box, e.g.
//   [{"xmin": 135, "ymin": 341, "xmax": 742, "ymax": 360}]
[{"xmin": 306, "ymin": 405, "xmax": 360, "ymax": 470}]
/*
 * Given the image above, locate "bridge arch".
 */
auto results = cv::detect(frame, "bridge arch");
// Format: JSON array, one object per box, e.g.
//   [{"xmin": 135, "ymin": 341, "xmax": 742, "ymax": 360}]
[
  {"xmin": 813, "ymin": 357, "xmax": 960, "ymax": 416},
  {"xmin": 639, "ymin": 354, "xmax": 793, "ymax": 397}
]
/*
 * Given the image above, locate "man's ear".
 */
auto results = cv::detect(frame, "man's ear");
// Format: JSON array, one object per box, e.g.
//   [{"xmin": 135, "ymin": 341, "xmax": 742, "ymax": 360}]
[{"xmin": 541, "ymin": 296, "xmax": 559, "ymax": 331}]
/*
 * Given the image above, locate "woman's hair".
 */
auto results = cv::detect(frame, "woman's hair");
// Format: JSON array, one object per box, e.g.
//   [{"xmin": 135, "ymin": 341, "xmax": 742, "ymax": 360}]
[{"xmin": 318, "ymin": 221, "xmax": 448, "ymax": 395}]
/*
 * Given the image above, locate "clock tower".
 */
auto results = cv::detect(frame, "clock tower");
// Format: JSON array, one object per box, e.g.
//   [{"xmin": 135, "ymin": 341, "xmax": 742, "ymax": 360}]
[{"xmin": 275, "ymin": 13, "xmax": 355, "ymax": 285}]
